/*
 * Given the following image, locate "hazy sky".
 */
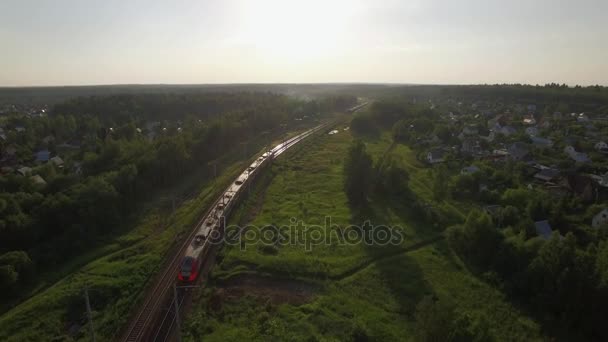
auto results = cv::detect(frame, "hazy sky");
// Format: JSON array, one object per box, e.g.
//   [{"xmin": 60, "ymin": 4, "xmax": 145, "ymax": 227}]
[{"xmin": 1, "ymin": 0, "xmax": 607, "ymax": 86}]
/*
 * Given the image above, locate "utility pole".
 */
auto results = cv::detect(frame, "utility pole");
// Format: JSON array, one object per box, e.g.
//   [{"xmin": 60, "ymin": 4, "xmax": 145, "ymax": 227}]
[
  {"xmin": 84, "ymin": 287, "xmax": 96, "ymax": 342},
  {"xmin": 173, "ymin": 284, "xmax": 182, "ymax": 342}
]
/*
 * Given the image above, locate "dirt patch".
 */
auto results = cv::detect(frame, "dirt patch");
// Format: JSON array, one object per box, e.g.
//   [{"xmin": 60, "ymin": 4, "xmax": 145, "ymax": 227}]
[{"xmin": 213, "ymin": 274, "xmax": 319, "ymax": 306}]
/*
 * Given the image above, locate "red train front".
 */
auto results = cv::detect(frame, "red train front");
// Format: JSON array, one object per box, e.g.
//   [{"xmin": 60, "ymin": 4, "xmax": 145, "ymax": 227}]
[{"xmin": 178, "ymin": 256, "xmax": 199, "ymax": 282}]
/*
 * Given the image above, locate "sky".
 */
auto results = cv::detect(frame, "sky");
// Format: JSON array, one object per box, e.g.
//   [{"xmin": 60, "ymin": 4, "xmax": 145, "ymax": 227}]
[{"xmin": 1, "ymin": 0, "xmax": 607, "ymax": 86}]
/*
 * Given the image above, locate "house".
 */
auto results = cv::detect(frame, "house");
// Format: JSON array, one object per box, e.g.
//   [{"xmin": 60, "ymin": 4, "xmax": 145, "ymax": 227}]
[
  {"xmin": 561, "ymin": 174, "xmax": 596, "ymax": 202},
  {"xmin": 15, "ymin": 126, "xmax": 25, "ymax": 133},
  {"xmin": 595, "ymin": 141, "xmax": 608, "ymax": 153},
  {"xmin": 73, "ymin": 161, "xmax": 83, "ymax": 175},
  {"xmin": 523, "ymin": 115, "xmax": 536, "ymax": 125},
  {"xmin": 462, "ymin": 125, "xmax": 478, "ymax": 136},
  {"xmin": 480, "ymin": 131, "xmax": 495, "ymax": 142},
  {"xmin": 34, "ymin": 150, "xmax": 51, "ymax": 162},
  {"xmin": 538, "ymin": 118, "xmax": 552, "ymax": 129},
  {"xmin": 592, "ymin": 209, "xmax": 608, "ymax": 228},
  {"xmin": 3, "ymin": 145, "xmax": 17, "ymax": 158},
  {"xmin": 498, "ymin": 125, "xmax": 517, "ymax": 136},
  {"xmin": 17, "ymin": 166, "xmax": 32, "ymax": 176},
  {"xmin": 42, "ymin": 135, "xmax": 55, "ymax": 144},
  {"xmin": 461, "ymin": 139, "xmax": 482, "ymax": 155},
  {"xmin": 531, "ymin": 136, "xmax": 554, "ymax": 148},
  {"xmin": 30, "ymin": 174, "xmax": 46, "ymax": 186},
  {"xmin": 461, "ymin": 165, "xmax": 480, "ymax": 175},
  {"xmin": 525, "ymin": 127, "xmax": 539, "ymax": 137},
  {"xmin": 458, "ymin": 125, "xmax": 479, "ymax": 140},
  {"xmin": 577, "ymin": 113, "xmax": 589, "ymax": 123},
  {"xmin": 534, "ymin": 169, "xmax": 560, "ymax": 183},
  {"xmin": 564, "ymin": 146, "xmax": 590, "ymax": 163},
  {"xmin": 534, "ymin": 220, "xmax": 553, "ymax": 240},
  {"xmin": 507, "ymin": 142, "xmax": 530, "ymax": 161},
  {"xmin": 50, "ymin": 156, "xmax": 64, "ymax": 168},
  {"xmin": 487, "ymin": 115, "xmax": 507, "ymax": 128},
  {"xmin": 527, "ymin": 104, "xmax": 537, "ymax": 112},
  {"xmin": 427, "ymin": 150, "xmax": 445, "ymax": 164}
]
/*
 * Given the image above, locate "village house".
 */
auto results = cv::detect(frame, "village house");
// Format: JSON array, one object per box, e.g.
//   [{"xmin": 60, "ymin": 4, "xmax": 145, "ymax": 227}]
[
  {"xmin": 534, "ymin": 168, "xmax": 560, "ymax": 183},
  {"xmin": 507, "ymin": 142, "xmax": 530, "ymax": 161},
  {"xmin": 17, "ymin": 166, "xmax": 32, "ymax": 176},
  {"xmin": 50, "ymin": 156, "xmax": 64, "ymax": 168},
  {"xmin": 538, "ymin": 118, "xmax": 552, "ymax": 129},
  {"xmin": 534, "ymin": 220, "xmax": 553, "ymax": 240},
  {"xmin": 564, "ymin": 146, "xmax": 590, "ymax": 163},
  {"xmin": 561, "ymin": 174, "xmax": 597, "ymax": 202},
  {"xmin": 458, "ymin": 125, "xmax": 479, "ymax": 140},
  {"xmin": 34, "ymin": 149, "xmax": 51, "ymax": 163},
  {"xmin": 592, "ymin": 209, "xmax": 608, "ymax": 228},
  {"xmin": 523, "ymin": 115, "xmax": 536, "ymax": 125},
  {"xmin": 595, "ymin": 141, "xmax": 608, "ymax": 153},
  {"xmin": 525, "ymin": 127, "xmax": 539, "ymax": 136},
  {"xmin": 577, "ymin": 113, "xmax": 589, "ymax": 123},
  {"xmin": 427, "ymin": 149, "xmax": 445, "ymax": 164},
  {"xmin": 42, "ymin": 135, "xmax": 55, "ymax": 144},
  {"xmin": 461, "ymin": 165, "xmax": 480, "ymax": 175},
  {"xmin": 460, "ymin": 139, "xmax": 483, "ymax": 156},
  {"xmin": 498, "ymin": 125, "xmax": 517, "ymax": 136},
  {"xmin": 30, "ymin": 174, "xmax": 46, "ymax": 186},
  {"xmin": 531, "ymin": 136, "xmax": 554, "ymax": 148}
]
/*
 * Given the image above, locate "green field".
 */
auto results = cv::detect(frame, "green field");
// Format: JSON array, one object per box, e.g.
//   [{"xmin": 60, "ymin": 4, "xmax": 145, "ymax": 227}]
[{"xmin": 185, "ymin": 127, "xmax": 544, "ymax": 341}]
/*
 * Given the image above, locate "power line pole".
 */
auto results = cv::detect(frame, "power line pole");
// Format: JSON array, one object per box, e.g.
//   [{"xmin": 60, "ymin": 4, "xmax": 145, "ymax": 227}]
[
  {"xmin": 173, "ymin": 284, "xmax": 182, "ymax": 342},
  {"xmin": 84, "ymin": 287, "xmax": 96, "ymax": 342}
]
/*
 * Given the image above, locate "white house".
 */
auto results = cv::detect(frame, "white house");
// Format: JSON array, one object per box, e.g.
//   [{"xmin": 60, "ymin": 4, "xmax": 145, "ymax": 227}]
[
  {"xmin": 592, "ymin": 209, "xmax": 608, "ymax": 228},
  {"xmin": 595, "ymin": 141, "xmax": 608, "ymax": 153},
  {"xmin": 577, "ymin": 113, "xmax": 589, "ymax": 122}
]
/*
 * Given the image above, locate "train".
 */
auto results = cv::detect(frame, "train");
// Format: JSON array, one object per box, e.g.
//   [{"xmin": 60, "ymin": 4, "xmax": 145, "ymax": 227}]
[
  {"xmin": 177, "ymin": 151, "xmax": 273, "ymax": 282},
  {"xmin": 177, "ymin": 123, "xmax": 329, "ymax": 283}
]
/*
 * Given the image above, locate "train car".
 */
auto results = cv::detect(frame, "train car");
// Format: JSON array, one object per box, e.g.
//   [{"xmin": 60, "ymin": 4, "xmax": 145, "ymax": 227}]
[
  {"xmin": 178, "ymin": 219, "xmax": 214, "ymax": 282},
  {"xmin": 177, "ymin": 150, "xmax": 275, "ymax": 283}
]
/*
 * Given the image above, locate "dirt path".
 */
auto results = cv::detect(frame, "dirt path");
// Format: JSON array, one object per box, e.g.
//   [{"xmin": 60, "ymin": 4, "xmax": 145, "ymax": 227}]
[{"xmin": 212, "ymin": 274, "xmax": 320, "ymax": 306}]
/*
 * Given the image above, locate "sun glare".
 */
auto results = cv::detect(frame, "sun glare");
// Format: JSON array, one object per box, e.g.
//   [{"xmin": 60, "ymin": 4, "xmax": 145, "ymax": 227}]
[{"xmin": 231, "ymin": 0, "xmax": 356, "ymax": 62}]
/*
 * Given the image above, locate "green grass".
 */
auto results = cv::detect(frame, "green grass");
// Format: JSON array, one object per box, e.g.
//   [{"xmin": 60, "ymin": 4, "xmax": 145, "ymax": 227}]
[{"xmin": 185, "ymin": 128, "xmax": 544, "ymax": 341}]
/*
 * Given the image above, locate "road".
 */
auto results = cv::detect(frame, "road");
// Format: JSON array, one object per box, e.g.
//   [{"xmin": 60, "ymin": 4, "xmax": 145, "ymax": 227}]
[{"xmin": 119, "ymin": 123, "xmax": 330, "ymax": 342}]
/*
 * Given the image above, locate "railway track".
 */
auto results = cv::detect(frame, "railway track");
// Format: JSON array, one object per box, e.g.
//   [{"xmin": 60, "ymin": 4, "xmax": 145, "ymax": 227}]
[{"xmin": 119, "ymin": 123, "xmax": 332, "ymax": 342}]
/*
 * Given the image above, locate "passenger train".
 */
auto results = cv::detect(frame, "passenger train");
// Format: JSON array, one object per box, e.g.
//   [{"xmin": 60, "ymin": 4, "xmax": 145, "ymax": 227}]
[
  {"xmin": 177, "ymin": 123, "xmax": 328, "ymax": 283},
  {"xmin": 177, "ymin": 151, "xmax": 273, "ymax": 282}
]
